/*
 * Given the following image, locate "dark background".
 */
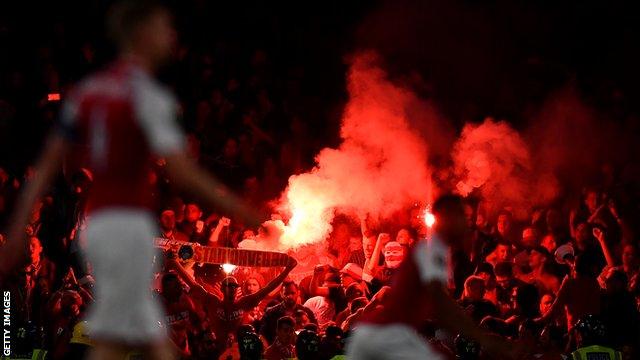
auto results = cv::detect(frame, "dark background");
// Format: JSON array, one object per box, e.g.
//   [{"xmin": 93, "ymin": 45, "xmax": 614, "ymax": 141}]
[{"xmin": 1, "ymin": 0, "xmax": 640, "ymax": 174}]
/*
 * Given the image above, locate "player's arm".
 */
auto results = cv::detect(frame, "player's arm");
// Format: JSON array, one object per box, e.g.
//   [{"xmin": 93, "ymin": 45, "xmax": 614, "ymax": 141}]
[
  {"xmin": 135, "ymin": 82, "xmax": 263, "ymax": 228},
  {"xmin": 1, "ymin": 134, "xmax": 69, "ymax": 275},
  {"xmin": 427, "ymin": 281, "xmax": 523, "ymax": 359},
  {"xmin": 238, "ymin": 257, "xmax": 297, "ymax": 308},
  {"xmin": 163, "ymin": 152, "xmax": 262, "ymax": 228}
]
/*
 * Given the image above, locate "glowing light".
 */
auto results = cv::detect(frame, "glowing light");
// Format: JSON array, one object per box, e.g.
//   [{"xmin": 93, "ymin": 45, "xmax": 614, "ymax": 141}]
[
  {"xmin": 47, "ymin": 93, "xmax": 61, "ymax": 101},
  {"xmin": 222, "ymin": 263, "xmax": 236, "ymax": 274},
  {"xmin": 424, "ymin": 205, "xmax": 436, "ymax": 228}
]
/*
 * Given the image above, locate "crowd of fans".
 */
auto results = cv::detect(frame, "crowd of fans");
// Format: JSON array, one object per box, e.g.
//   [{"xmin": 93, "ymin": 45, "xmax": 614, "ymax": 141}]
[
  {"xmin": 1, "ymin": 156, "xmax": 640, "ymax": 359},
  {"xmin": 1, "ymin": 3, "xmax": 640, "ymax": 360}
]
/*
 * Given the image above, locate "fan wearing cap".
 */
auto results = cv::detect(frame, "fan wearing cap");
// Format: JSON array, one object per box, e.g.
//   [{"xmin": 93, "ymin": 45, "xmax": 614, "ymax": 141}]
[
  {"xmin": 166, "ymin": 255, "xmax": 297, "ymax": 351},
  {"xmin": 347, "ymin": 194, "xmax": 525, "ymax": 360},
  {"xmin": 570, "ymin": 315, "xmax": 621, "ymax": 360}
]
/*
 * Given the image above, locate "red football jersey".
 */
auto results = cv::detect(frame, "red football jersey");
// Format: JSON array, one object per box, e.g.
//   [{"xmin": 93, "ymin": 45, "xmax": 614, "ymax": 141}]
[{"xmin": 58, "ymin": 58, "xmax": 185, "ymax": 213}]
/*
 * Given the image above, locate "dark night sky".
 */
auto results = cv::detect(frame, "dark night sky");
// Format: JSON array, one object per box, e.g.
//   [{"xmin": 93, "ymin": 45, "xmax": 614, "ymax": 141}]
[{"xmin": 1, "ymin": 0, "xmax": 640, "ymax": 169}]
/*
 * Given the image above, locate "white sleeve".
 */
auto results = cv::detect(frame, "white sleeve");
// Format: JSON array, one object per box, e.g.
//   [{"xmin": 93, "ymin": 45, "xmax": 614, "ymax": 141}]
[
  {"xmin": 413, "ymin": 237, "xmax": 450, "ymax": 284},
  {"xmin": 133, "ymin": 76, "xmax": 186, "ymax": 156}
]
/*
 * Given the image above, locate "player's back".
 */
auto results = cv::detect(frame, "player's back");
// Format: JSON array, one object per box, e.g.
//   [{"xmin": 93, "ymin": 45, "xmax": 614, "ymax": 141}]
[{"xmin": 60, "ymin": 58, "xmax": 181, "ymax": 213}]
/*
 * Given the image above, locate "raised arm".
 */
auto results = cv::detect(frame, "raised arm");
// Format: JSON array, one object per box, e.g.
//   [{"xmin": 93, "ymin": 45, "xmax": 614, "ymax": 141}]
[
  {"xmin": 537, "ymin": 278, "xmax": 569, "ymax": 324},
  {"xmin": 238, "ymin": 257, "xmax": 297, "ymax": 308},
  {"xmin": 208, "ymin": 217, "xmax": 230, "ymax": 245},
  {"xmin": 1, "ymin": 134, "xmax": 68, "ymax": 276},
  {"xmin": 165, "ymin": 257, "xmax": 220, "ymax": 304},
  {"xmin": 364, "ymin": 233, "xmax": 389, "ymax": 276},
  {"xmin": 593, "ymin": 227, "xmax": 616, "ymax": 268},
  {"xmin": 309, "ymin": 265, "xmax": 331, "ymax": 297}
]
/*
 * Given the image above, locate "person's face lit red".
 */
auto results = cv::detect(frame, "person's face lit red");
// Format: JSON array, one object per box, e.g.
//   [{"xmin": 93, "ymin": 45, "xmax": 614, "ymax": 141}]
[
  {"xmin": 28, "ymin": 237, "xmax": 42, "ymax": 262},
  {"xmin": 244, "ymin": 278, "xmax": 260, "ymax": 295},
  {"xmin": 585, "ymin": 191, "xmax": 599, "ymax": 214},
  {"xmin": 540, "ymin": 294, "xmax": 554, "ymax": 314},
  {"xmin": 282, "ymin": 285, "xmax": 298, "ymax": 307},
  {"xmin": 185, "ymin": 204, "xmax": 201, "ymax": 223},
  {"xmin": 363, "ymin": 236, "xmax": 376, "ymax": 258},
  {"xmin": 395, "ymin": 229, "xmax": 414, "ymax": 247},
  {"xmin": 495, "ymin": 244, "xmax": 509, "ymax": 261},
  {"xmin": 497, "ymin": 215, "xmax": 510, "ymax": 236},
  {"xmin": 541, "ymin": 235, "xmax": 557, "ymax": 253},
  {"xmin": 160, "ymin": 210, "xmax": 176, "ymax": 231}
]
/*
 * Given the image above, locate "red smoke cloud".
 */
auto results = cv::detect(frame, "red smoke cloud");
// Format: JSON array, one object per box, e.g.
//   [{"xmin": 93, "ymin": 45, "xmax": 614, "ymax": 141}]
[
  {"xmin": 274, "ymin": 52, "xmax": 434, "ymax": 249},
  {"xmin": 452, "ymin": 118, "xmax": 558, "ymax": 219}
]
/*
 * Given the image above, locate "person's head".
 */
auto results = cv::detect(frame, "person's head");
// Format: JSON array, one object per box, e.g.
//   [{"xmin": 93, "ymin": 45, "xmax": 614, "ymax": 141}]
[
  {"xmin": 348, "ymin": 236, "xmax": 362, "ymax": 252},
  {"xmin": 432, "ymin": 194, "xmax": 467, "ymax": 247},
  {"xmin": 323, "ymin": 272, "xmax": 342, "ymax": 292},
  {"xmin": 622, "ymin": 243, "xmax": 639, "ymax": 270},
  {"xmin": 295, "ymin": 329, "xmax": 320, "ymax": 360},
  {"xmin": 194, "ymin": 263, "xmax": 224, "ymax": 285},
  {"xmin": 276, "ymin": 316, "xmax": 296, "ymax": 345},
  {"xmin": 474, "ymin": 262, "xmax": 495, "ymax": 288},
  {"xmin": 243, "ymin": 229, "xmax": 256, "ymax": 240},
  {"xmin": 184, "ymin": 203, "xmax": 202, "ymax": 223},
  {"xmin": 496, "ymin": 210, "xmax": 512, "ymax": 237},
  {"xmin": 395, "ymin": 228, "xmax": 415, "ymax": 247},
  {"xmin": 462, "ymin": 276, "xmax": 485, "ymax": 301},
  {"xmin": 529, "ymin": 246, "xmax": 550, "ymax": 270},
  {"xmin": 27, "ymin": 237, "xmax": 43, "ymax": 263},
  {"xmin": 294, "ymin": 310, "xmax": 311, "ymax": 330},
  {"xmin": 539, "ymin": 293, "xmax": 555, "ymax": 315},
  {"xmin": 575, "ymin": 223, "xmax": 594, "ymax": 251},
  {"xmin": 238, "ymin": 331, "xmax": 263, "ymax": 360},
  {"xmin": 583, "ymin": 189, "xmax": 600, "ymax": 214},
  {"xmin": 344, "ymin": 283, "xmax": 365, "ymax": 303},
  {"xmin": 60, "ymin": 290, "xmax": 83, "ymax": 318},
  {"xmin": 383, "ymin": 241, "xmax": 405, "ymax": 269},
  {"xmin": 160, "ymin": 209, "xmax": 176, "ymax": 232},
  {"xmin": 106, "ymin": 0, "xmax": 175, "ymax": 68},
  {"xmin": 521, "ymin": 227, "xmax": 538, "ymax": 249},
  {"xmin": 492, "ymin": 242, "xmax": 510, "ymax": 262},
  {"xmin": 454, "ymin": 334, "xmax": 481, "ymax": 360},
  {"xmin": 574, "ymin": 315, "xmax": 607, "ymax": 347},
  {"xmin": 494, "ymin": 262, "xmax": 514, "ymax": 288},
  {"xmin": 363, "ymin": 235, "xmax": 376, "ymax": 259},
  {"xmin": 339, "ymin": 263, "xmax": 363, "ymax": 288},
  {"xmin": 541, "ymin": 234, "xmax": 557, "ymax": 253},
  {"xmin": 512, "ymin": 284, "xmax": 540, "ymax": 318},
  {"xmin": 349, "ymin": 297, "xmax": 369, "ymax": 314},
  {"xmin": 243, "ymin": 277, "xmax": 262, "ymax": 296},
  {"xmin": 463, "ymin": 202, "xmax": 476, "ymax": 229},
  {"xmin": 221, "ymin": 276, "xmax": 240, "ymax": 301},
  {"xmin": 161, "ymin": 272, "xmax": 182, "ymax": 300},
  {"xmin": 281, "ymin": 281, "xmax": 299, "ymax": 308},
  {"xmin": 196, "ymin": 327, "xmax": 218, "ymax": 357}
]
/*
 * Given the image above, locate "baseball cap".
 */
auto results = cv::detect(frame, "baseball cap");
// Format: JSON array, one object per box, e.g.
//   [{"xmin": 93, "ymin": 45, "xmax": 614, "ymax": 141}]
[{"xmin": 554, "ymin": 244, "xmax": 575, "ymax": 264}]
